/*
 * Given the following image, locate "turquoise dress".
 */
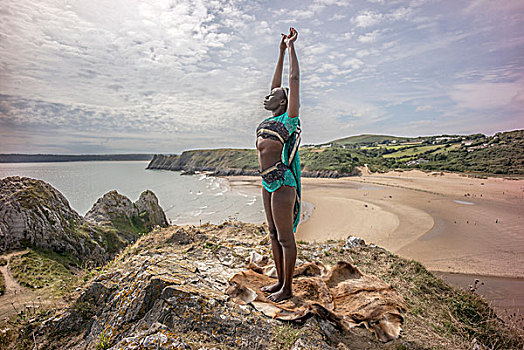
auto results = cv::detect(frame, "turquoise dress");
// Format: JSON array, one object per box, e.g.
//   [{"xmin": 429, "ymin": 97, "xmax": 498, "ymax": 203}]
[{"xmin": 259, "ymin": 112, "xmax": 301, "ymax": 232}]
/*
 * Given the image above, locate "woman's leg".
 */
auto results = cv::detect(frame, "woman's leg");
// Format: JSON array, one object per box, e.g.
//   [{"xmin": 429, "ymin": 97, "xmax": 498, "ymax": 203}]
[
  {"xmin": 268, "ymin": 185, "xmax": 296, "ymax": 302},
  {"xmin": 261, "ymin": 188, "xmax": 284, "ymax": 293}
]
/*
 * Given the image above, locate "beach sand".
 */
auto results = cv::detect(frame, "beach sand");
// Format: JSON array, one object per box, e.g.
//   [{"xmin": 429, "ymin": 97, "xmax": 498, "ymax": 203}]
[{"xmin": 226, "ymin": 169, "xmax": 524, "ymax": 320}]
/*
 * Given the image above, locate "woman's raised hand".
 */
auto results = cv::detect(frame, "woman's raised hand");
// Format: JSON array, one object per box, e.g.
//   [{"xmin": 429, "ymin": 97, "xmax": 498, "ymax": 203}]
[
  {"xmin": 280, "ymin": 33, "xmax": 287, "ymax": 52},
  {"xmin": 284, "ymin": 27, "xmax": 298, "ymax": 48}
]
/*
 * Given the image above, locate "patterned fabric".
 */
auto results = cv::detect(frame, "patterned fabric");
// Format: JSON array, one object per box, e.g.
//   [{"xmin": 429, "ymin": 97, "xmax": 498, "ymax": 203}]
[
  {"xmin": 256, "ymin": 112, "xmax": 301, "ymax": 232},
  {"xmin": 256, "ymin": 119, "xmax": 290, "ymax": 144},
  {"xmin": 260, "ymin": 161, "xmax": 298, "ymax": 191}
]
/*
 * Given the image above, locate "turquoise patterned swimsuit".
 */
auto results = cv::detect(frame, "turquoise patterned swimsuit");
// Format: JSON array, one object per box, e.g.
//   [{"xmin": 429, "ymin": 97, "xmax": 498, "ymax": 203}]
[{"xmin": 256, "ymin": 111, "xmax": 301, "ymax": 232}]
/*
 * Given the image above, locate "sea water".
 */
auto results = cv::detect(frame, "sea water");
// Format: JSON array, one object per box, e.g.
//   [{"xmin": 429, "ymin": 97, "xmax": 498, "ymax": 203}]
[{"xmin": 0, "ymin": 161, "xmax": 265, "ymax": 225}]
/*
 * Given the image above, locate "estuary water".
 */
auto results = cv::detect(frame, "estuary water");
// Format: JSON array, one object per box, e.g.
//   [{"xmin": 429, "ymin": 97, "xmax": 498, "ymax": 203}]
[{"xmin": 0, "ymin": 161, "xmax": 265, "ymax": 225}]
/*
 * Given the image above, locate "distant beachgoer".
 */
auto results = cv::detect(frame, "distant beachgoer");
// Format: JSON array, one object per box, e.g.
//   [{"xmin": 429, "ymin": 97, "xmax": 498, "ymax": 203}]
[{"xmin": 256, "ymin": 27, "xmax": 301, "ymax": 303}]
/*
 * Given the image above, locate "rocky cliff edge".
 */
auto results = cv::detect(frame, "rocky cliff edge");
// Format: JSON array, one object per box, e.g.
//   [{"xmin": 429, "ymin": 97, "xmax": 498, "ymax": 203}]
[{"xmin": 3, "ymin": 221, "xmax": 521, "ymax": 349}]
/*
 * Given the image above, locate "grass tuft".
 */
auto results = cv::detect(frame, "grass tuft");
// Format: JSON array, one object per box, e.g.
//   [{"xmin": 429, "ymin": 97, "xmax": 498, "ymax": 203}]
[{"xmin": 271, "ymin": 322, "xmax": 302, "ymax": 350}]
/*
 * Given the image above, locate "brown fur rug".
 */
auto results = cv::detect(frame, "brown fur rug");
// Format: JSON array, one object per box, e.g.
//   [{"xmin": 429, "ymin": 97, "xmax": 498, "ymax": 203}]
[{"xmin": 226, "ymin": 257, "xmax": 406, "ymax": 342}]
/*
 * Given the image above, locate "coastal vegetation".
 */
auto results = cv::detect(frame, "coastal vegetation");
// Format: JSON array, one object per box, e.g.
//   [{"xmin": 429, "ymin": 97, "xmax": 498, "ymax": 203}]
[
  {"xmin": 148, "ymin": 129, "xmax": 524, "ymax": 177},
  {"xmin": 9, "ymin": 248, "xmax": 76, "ymax": 292}
]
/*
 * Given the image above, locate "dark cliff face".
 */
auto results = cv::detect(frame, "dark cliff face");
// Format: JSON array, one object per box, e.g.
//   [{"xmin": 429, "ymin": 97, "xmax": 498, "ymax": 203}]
[{"xmin": 0, "ymin": 176, "xmax": 168, "ymax": 265}]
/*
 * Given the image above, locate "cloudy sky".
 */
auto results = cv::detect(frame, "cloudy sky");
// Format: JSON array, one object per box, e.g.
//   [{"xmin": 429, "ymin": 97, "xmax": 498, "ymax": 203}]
[{"xmin": 1, "ymin": 0, "xmax": 523, "ymax": 154}]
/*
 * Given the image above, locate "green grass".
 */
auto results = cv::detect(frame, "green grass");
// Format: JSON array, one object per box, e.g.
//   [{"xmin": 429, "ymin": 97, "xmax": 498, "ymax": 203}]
[
  {"xmin": 383, "ymin": 144, "xmax": 446, "ymax": 158},
  {"xmin": 433, "ymin": 143, "xmax": 462, "ymax": 154},
  {"xmin": 330, "ymin": 134, "xmax": 410, "ymax": 145},
  {"xmin": 300, "ymin": 147, "xmax": 358, "ymax": 173},
  {"xmin": 361, "ymin": 143, "xmax": 422, "ymax": 150},
  {"xmin": 110, "ymin": 213, "xmax": 148, "ymax": 235},
  {"xmin": 95, "ymin": 329, "xmax": 113, "ymax": 350},
  {"xmin": 271, "ymin": 323, "xmax": 302, "ymax": 350},
  {"xmin": 9, "ymin": 248, "xmax": 76, "ymax": 293}
]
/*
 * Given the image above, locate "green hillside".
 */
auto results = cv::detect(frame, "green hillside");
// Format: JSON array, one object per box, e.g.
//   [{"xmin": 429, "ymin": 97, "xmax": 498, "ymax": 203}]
[{"xmin": 344, "ymin": 130, "xmax": 523, "ymax": 176}]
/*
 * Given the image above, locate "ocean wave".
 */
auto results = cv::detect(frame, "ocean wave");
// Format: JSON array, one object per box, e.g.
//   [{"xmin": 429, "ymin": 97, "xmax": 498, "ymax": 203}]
[{"xmin": 189, "ymin": 209, "xmax": 203, "ymax": 217}]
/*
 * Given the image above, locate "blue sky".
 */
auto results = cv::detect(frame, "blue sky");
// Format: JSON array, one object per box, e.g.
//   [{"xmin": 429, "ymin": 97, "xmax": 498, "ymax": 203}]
[{"xmin": 1, "ymin": 0, "xmax": 523, "ymax": 154}]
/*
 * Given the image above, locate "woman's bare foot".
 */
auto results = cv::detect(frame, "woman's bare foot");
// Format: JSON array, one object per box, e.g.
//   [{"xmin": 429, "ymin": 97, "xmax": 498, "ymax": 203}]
[
  {"xmin": 261, "ymin": 282, "xmax": 283, "ymax": 293},
  {"xmin": 267, "ymin": 288, "xmax": 292, "ymax": 303}
]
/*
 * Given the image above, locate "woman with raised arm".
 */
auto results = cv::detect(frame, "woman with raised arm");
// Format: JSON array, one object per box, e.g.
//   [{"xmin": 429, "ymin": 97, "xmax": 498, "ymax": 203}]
[{"xmin": 256, "ymin": 27, "xmax": 301, "ymax": 303}]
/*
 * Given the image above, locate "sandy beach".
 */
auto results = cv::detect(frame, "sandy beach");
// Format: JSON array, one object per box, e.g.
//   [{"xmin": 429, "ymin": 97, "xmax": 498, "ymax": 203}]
[{"xmin": 227, "ymin": 168, "xmax": 524, "ymax": 320}]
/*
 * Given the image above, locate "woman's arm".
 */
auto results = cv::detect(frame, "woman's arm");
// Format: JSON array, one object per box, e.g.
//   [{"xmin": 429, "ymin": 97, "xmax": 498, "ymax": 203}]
[
  {"xmin": 270, "ymin": 34, "xmax": 287, "ymax": 90},
  {"xmin": 286, "ymin": 28, "xmax": 299, "ymax": 118}
]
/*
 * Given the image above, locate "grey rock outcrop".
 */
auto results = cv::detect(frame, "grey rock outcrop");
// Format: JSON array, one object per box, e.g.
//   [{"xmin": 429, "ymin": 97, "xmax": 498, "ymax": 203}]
[
  {"xmin": 85, "ymin": 191, "xmax": 137, "ymax": 226},
  {"xmin": 4, "ymin": 221, "xmax": 512, "ymax": 349},
  {"xmin": 135, "ymin": 190, "xmax": 168, "ymax": 229},
  {"xmin": 85, "ymin": 190, "xmax": 168, "ymax": 231},
  {"xmin": 28, "ymin": 222, "xmax": 415, "ymax": 350}
]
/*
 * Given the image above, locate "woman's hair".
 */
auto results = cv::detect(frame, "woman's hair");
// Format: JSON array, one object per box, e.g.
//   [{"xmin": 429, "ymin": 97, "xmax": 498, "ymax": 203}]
[{"xmin": 282, "ymin": 87, "xmax": 289, "ymax": 101}]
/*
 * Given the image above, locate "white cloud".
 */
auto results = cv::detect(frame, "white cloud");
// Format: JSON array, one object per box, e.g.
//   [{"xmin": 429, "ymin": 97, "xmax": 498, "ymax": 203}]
[
  {"xmin": 352, "ymin": 7, "xmax": 411, "ymax": 29},
  {"xmin": 356, "ymin": 49, "xmax": 371, "ymax": 58},
  {"xmin": 387, "ymin": 7, "xmax": 412, "ymax": 21},
  {"xmin": 353, "ymin": 11, "xmax": 384, "ymax": 28},
  {"xmin": 415, "ymin": 104, "xmax": 433, "ymax": 112},
  {"xmin": 449, "ymin": 81, "xmax": 524, "ymax": 111},
  {"xmin": 314, "ymin": 0, "xmax": 351, "ymax": 7},
  {"xmin": 329, "ymin": 13, "xmax": 346, "ymax": 21},
  {"xmin": 342, "ymin": 58, "xmax": 364, "ymax": 69},
  {"xmin": 358, "ymin": 30, "xmax": 380, "ymax": 43},
  {"xmin": 464, "ymin": 0, "xmax": 524, "ymax": 14}
]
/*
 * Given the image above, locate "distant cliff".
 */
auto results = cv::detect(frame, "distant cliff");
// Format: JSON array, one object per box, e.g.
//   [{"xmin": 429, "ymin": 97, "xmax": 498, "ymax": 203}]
[
  {"xmin": 0, "ymin": 154, "xmax": 153, "ymax": 163},
  {"xmin": 147, "ymin": 150, "xmax": 358, "ymax": 178}
]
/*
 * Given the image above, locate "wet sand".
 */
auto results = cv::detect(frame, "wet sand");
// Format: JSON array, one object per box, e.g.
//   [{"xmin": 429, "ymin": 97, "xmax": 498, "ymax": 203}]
[
  {"xmin": 435, "ymin": 272, "xmax": 524, "ymax": 327},
  {"xmin": 226, "ymin": 168, "xmax": 524, "ymax": 322}
]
